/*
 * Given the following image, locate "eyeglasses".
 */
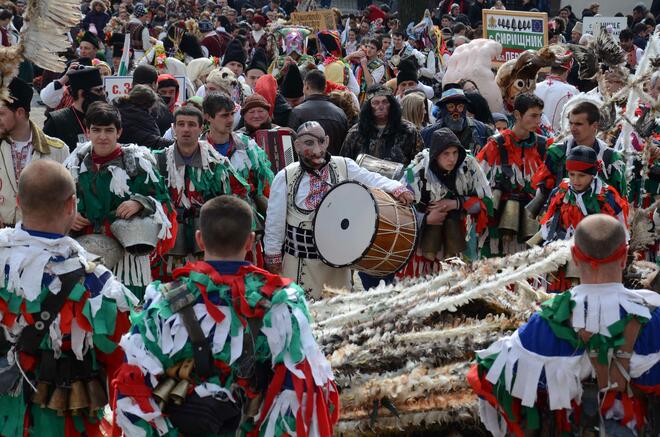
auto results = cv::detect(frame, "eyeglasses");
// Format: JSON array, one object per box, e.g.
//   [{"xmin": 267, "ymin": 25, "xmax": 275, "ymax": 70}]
[{"xmin": 445, "ymin": 103, "xmax": 465, "ymax": 112}]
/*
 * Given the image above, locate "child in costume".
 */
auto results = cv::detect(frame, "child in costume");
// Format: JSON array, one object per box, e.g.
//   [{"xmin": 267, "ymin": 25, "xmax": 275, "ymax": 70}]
[
  {"xmin": 469, "ymin": 215, "xmax": 660, "ymax": 437},
  {"xmin": 540, "ymin": 146, "xmax": 629, "ymax": 291},
  {"xmin": 402, "ymin": 128, "xmax": 492, "ymax": 277}
]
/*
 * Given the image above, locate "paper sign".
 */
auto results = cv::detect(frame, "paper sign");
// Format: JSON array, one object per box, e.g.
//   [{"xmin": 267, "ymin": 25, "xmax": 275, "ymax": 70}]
[
  {"xmin": 583, "ymin": 17, "xmax": 628, "ymax": 41},
  {"xmin": 290, "ymin": 10, "xmax": 337, "ymax": 31},
  {"xmin": 104, "ymin": 75, "xmax": 187, "ymax": 104}
]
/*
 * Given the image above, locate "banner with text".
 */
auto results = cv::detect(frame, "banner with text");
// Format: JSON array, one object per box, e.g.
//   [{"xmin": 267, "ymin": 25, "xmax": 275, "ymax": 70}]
[
  {"xmin": 482, "ymin": 10, "xmax": 548, "ymax": 63},
  {"xmin": 104, "ymin": 75, "xmax": 187, "ymax": 104},
  {"xmin": 583, "ymin": 17, "xmax": 628, "ymax": 41}
]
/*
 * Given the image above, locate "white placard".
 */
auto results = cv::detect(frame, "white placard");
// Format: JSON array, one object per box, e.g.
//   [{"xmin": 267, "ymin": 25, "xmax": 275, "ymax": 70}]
[
  {"xmin": 583, "ymin": 17, "xmax": 628, "ymax": 41},
  {"xmin": 104, "ymin": 75, "xmax": 186, "ymax": 104}
]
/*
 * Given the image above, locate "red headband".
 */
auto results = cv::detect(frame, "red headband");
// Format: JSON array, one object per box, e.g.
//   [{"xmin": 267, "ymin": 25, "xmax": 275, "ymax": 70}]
[
  {"xmin": 571, "ymin": 242, "xmax": 628, "ymax": 269},
  {"xmin": 566, "ymin": 160, "xmax": 595, "ymax": 172}
]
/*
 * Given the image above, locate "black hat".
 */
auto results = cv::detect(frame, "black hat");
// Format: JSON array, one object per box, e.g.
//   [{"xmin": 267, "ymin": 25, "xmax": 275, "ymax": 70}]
[
  {"xmin": 80, "ymin": 31, "xmax": 101, "ymax": 49},
  {"xmin": 68, "ymin": 67, "xmax": 103, "ymax": 92},
  {"xmin": 5, "ymin": 77, "xmax": 33, "ymax": 111},
  {"xmin": 566, "ymin": 145, "xmax": 598, "ymax": 175},
  {"xmin": 222, "ymin": 39, "xmax": 247, "ymax": 66},
  {"xmin": 246, "ymin": 47, "xmax": 269, "ymax": 74},
  {"xmin": 112, "ymin": 44, "xmax": 124, "ymax": 58},
  {"xmin": 280, "ymin": 64, "xmax": 303, "ymax": 99},
  {"xmin": 397, "ymin": 56, "xmax": 418, "ymax": 85}
]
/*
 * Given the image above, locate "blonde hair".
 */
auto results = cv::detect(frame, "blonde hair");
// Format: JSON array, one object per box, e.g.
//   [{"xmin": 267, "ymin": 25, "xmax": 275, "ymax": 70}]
[
  {"xmin": 328, "ymin": 91, "xmax": 359, "ymax": 123},
  {"xmin": 401, "ymin": 92, "xmax": 428, "ymax": 129}
]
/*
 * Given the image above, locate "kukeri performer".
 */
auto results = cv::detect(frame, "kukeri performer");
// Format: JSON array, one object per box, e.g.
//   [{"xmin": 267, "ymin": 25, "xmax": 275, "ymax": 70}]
[
  {"xmin": 539, "ymin": 146, "xmax": 629, "ymax": 292},
  {"xmin": 264, "ymin": 122, "xmax": 414, "ymax": 298},
  {"xmin": 401, "ymin": 128, "xmax": 492, "ymax": 277},
  {"xmin": 112, "ymin": 196, "xmax": 339, "ymax": 437},
  {"xmin": 0, "ymin": 161, "xmax": 137, "ymax": 437},
  {"xmin": 202, "ymin": 92, "xmax": 274, "ymax": 266},
  {"xmin": 469, "ymin": 215, "xmax": 660, "ymax": 436},
  {"xmin": 65, "ymin": 102, "xmax": 176, "ymax": 300},
  {"xmin": 152, "ymin": 105, "xmax": 250, "ymax": 281}
]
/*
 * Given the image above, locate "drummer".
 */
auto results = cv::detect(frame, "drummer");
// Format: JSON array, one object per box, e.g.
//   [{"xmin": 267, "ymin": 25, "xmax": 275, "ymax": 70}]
[{"xmin": 264, "ymin": 121, "xmax": 414, "ymax": 298}]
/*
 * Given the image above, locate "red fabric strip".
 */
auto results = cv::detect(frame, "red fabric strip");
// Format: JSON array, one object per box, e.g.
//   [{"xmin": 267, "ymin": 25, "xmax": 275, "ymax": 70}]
[{"xmin": 571, "ymin": 242, "xmax": 628, "ymax": 268}]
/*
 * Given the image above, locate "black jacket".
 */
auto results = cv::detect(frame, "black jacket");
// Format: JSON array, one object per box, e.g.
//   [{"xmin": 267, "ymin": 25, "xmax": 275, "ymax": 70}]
[
  {"xmin": 43, "ymin": 107, "xmax": 85, "ymax": 151},
  {"xmin": 115, "ymin": 100, "xmax": 173, "ymax": 150},
  {"xmin": 287, "ymin": 95, "xmax": 348, "ymax": 155}
]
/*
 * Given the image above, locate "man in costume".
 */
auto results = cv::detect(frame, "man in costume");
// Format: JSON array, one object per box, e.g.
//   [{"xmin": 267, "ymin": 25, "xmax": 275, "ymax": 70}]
[
  {"xmin": 316, "ymin": 30, "xmax": 360, "ymax": 95},
  {"xmin": 127, "ymin": 3, "xmax": 152, "ymax": 60},
  {"xmin": 43, "ymin": 67, "xmax": 107, "ymax": 151},
  {"xmin": 422, "ymin": 87, "xmax": 493, "ymax": 155},
  {"xmin": 202, "ymin": 92, "xmax": 273, "ymax": 265},
  {"xmin": 341, "ymin": 85, "xmax": 424, "ymax": 167},
  {"xmin": 346, "ymin": 38, "xmax": 387, "ymax": 104},
  {"xmin": 533, "ymin": 54, "xmax": 578, "ymax": 133},
  {"xmin": 402, "ymin": 128, "xmax": 492, "ymax": 277},
  {"xmin": 469, "ymin": 214, "xmax": 660, "ymax": 436},
  {"xmin": 476, "ymin": 93, "xmax": 549, "ymax": 256},
  {"xmin": 152, "ymin": 105, "xmax": 249, "ymax": 280},
  {"xmin": 532, "ymin": 100, "xmax": 627, "ymax": 209},
  {"xmin": 112, "ymin": 195, "xmax": 340, "ymax": 436},
  {"xmin": 65, "ymin": 102, "xmax": 175, "ymax": 299},
  {"xmin": 264, "ymin": 121, "xmax": 413, "ymax": 298},
  {"xmin": 268, "ymin": 26, "xmax": 315, "ymax": 81},
  {"xmin": 384, "ymin": 30, "xmax": 424, "ymax": 75},
  {"xmin": 539, "ymin": 146, "xmax": 629, "ymax": 292},
  {"xmin": 0, "ymin": 160, "xmax": 137, "ymax": 437},
  {"xmin": 0, "ymin": 78, "xmax": 70, "ymax": 228}
]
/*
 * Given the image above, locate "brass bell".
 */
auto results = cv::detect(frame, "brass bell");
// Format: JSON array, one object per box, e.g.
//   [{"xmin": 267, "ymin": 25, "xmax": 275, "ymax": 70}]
[
  {"xmin": 86, "ymin": 378, "xmax": 108, "ymax": 416},
  {"xmin": 420, "ymin": 224, "xmax": 443, "ymax": 261},
  {"xmin": 165, "ymin": 362, "xmax": 183, "ymax": 379},
  {"xmin": 526, "ymin": 230, "xmax": 543, "ymax": 247},
  {"xmin": 525, "ymin": 188, "xmax": 549, "ymax": 219},
  {"xmin": 153, "ymin": 378, "xmax": 177, "ymax": 404},
  {"xmin": 177, "ymin": 358, "xmax": 195, "ymax": 380},
  {"xmin": 565, "ymin": 259, "xmax": 580, "ymax": 279},
  {"xmin": 68, "ymin": 380, "xmax": 91, "ymax": 415},
  {"xmin": 442, "ymin": 216, "xmax": 467, "ymax": 258},
  {"xmin": 498, "ymin": 199, "xmax": 520, "ymax": 233},
  {"xmin": 31, "ymin": 381, "xmax": 51, "ymax": 407},
  {"xmin": 47, "ymin": 386, "xmax": 69, "ymax": 416},
  {"xmin": 491, "ymin": 189, "xmax": 503, "ymax": 212},
  {"xmin": 169, "ymin": 379, "xmax": 190, "ymax": 406},
  {"xmin": 519, "ymin": 211, "xmax": 539, "ymax": 240}
]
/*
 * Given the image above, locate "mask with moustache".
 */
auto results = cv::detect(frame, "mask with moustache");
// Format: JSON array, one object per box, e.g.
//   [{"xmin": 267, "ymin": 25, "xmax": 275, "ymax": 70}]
[{"xmin": 443, "ymin": 112, "xmax": 466, "ymax": 132}]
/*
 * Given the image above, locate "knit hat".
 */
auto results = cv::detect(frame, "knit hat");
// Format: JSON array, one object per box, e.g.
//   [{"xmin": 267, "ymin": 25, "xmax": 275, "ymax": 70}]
[
  {"xmin": 246, "ymin": 48, "xmax": 269, "ymax": 74},
  {"xmin": 572, "ymin": 21, "xmax": 583, "ymax": 35},
  {"xmin": 280, "ymin": 64, "xmax": 303, "ymax": 99},
  {"xmin": 198, "ymin": 19, "xmax": 214, "ymax": 33},
  {"xmin": 252, "ymin": 14, "xmax": 267, "ymax": 27},
  {"xmin": 4, "ymin": 77, "xmax": 34, "ymax": 111},
  {"xmin": 133, "ymin": 3, "xmax": 147, "ymax": 18},
  {"xmin": 80, "ymin": 31, "xmax": 101, "ymax": 49},
  {"xmin": 68, "ymin": 67, "xmax": 103, "ymax": 92},
  {"xmin": 492, "ymin": 112, "xmax": 508, "ymax": 123},
  {"xmin": 396, "ymin": 57, "xmax": 418, "ymax": 85},
  {"xmin": 240, "ymin": 93, "xmax": 271, "ymax": 115},
  {"xmin": 222, "ymin": 39, "xmax": 247, "ymax": 66},
  {"xmin": 566, "ymin": 145, "xmax": 598, "ymax": 175}
]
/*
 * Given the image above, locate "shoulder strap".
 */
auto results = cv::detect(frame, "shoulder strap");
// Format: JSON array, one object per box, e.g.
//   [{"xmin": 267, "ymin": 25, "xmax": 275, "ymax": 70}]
[
  {"xmin": 535, "ymin": 134, "xmax": 548, "ymax": 159},
  {"xmin": 17, "ymin": 267, "xmax": 86, "ymax": 355}
]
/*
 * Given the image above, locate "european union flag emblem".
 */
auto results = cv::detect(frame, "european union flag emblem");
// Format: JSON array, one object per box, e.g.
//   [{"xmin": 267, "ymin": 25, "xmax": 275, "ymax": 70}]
[{"xmin": 532, "ymin": 19, "xmax": 543, "ymax": 32}]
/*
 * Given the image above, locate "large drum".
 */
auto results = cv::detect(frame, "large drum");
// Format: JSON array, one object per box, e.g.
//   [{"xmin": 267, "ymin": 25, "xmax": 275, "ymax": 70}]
[{"xmin": 313, "ymin": 181, "xmax": 417, "ymax": 277}]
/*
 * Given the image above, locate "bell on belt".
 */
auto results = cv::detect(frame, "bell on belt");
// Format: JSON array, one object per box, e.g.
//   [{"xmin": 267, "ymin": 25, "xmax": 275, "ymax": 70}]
[
  {"xmin": 47, "ymin": 386, "xmax": 69, "ymax": 416},
  {"xmin": 31, "ymin": 381, "xmax": 51, "ymax": 407},
  {"xmin": 442, "ymin": 216, "xmax": 467, "ymax": 258},
  {"xmin": 177, "ymin": 358, "xmax": 195, "ymax": 380},
  {"xmin": 520, "ymin": 210, "xmax": 539, "ymax": 240},
  {"xmin": 420, "ymin": 224, "xmax": 443, "ymax": 261},
  {"xmin": 491, "ymin": 189, "xmax": 503, "ymax": 212},
  {"xmin": 68, "ymin": 380, "xmax": 91, "ymax": 415},
  {"xmin": 525, "ymin": 188, "xmax": 548, "ymax": 219},
  {"xmin": 153, "ymin": 378, "xmax": 177, "ymax": 405},
  {"xmin": 169, "ymin": 379, "xmax": 190, "ymax": 405},
  {"xmin": 526, "ymin": 230, "xmax": 543, "ymax": 247},
  {"xmin": 498, "ymin": 199, "xmax": 520, "ymax": 233},
  {"xmin": 565, "ymin": 258, "xmax": 580, "ymax": 279},
  {"xmin": 165, "ymin": 361, "xmax": 183, "ymax": 379},
  {"xmin": 86, "ymin": 378, "xmax": 108, "ymax": 415}
]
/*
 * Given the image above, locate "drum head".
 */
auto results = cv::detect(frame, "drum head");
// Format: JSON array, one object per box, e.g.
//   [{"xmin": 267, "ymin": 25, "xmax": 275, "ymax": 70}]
[{"xmin": 313, "ymin": 182, "xmax": 378, "ymax": 267}]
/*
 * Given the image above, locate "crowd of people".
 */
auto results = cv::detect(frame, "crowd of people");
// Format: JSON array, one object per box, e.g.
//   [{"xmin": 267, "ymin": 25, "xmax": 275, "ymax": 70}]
[{"xmin": 0, "ymin": 0, "xmax": 659, "ymax": 435}]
